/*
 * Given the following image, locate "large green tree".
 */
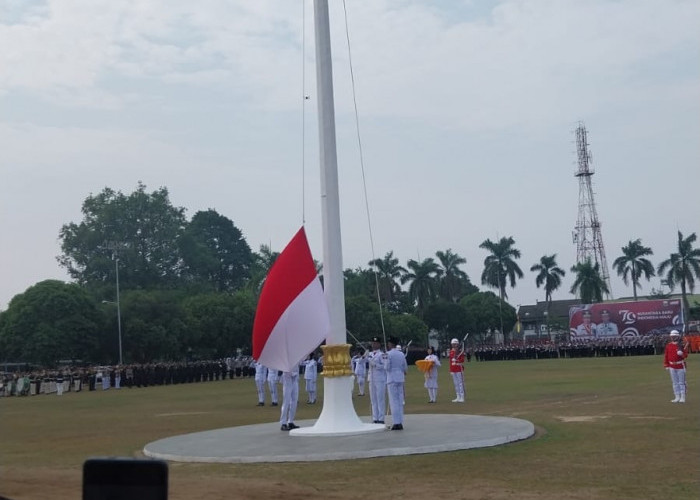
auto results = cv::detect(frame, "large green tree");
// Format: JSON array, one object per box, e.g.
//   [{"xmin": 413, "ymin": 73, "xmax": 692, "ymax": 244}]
[
  {"xmin": 181, "ymin": 290, "xmax": 256, "ymax": 359},
  {"xmin": 401, "ymin": 258, "xmax": 440, "ymax": 317},
  {"xmin": 179, "ymin": 209, "xmax": 254, "ymax": 292},
  {"xmin": 479, "ymin": 236, "xmax": 523, "ymax": 301},
  {"xmin": 385, "ymin": 313, "xmax": 429, "ymax": 346},
  {"xmin": 460, "ymin": 291, "xmax": 516, "ymax": 343},
  {"xmin": 0, "ymin": 280, "xmax": 102, "ymax": 365},
  {"xmin": 118, "ymin": 289, "xmax": 188, "ymax": 363},
  {"xmin": 570, "ymin": 258, "xmax": 609, "ymax": 304},
  {"xmin": 657, "ymin": 231, "xmax": 700, "ymax": 315},
  {"xmin": 423, "ymin": 300, "xmax": 470, "ymax": 345},
  {"xmin": 612, "ymin": 239, "xmax": 655, "ymax": 301},
  {"xmin": 58, "ymin": 183, "xmax": 187, "ymax": 292}
]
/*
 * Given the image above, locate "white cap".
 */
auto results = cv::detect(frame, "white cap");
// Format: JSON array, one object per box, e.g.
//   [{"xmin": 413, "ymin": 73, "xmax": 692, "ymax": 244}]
[
  {"xmin": 670, "ymin": 330, "xmax": 680, "ymax": 336},
  {"xmin": 451, "ymin": 338, "xmax": 459, "ymax": 344}
]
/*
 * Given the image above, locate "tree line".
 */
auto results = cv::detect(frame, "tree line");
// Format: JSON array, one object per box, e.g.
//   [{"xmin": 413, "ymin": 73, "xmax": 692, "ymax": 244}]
[{"xmin": 0, "ymin": 184, "xmax": 698, "ymax": 367}]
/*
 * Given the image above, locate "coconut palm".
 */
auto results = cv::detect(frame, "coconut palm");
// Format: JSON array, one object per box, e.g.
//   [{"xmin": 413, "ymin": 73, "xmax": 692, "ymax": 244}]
[
  {"xmin": 570, "ymin": 258, "xmax": 609, "ymax": 304},
  {"xmin": 531, "ymin": 254, "xmax": 566, "ymax": 337},
  {"xmin": 246, "ymin": 244, "xmax": 280, "ymax": 295},
  {"xmin": 435, "ymin": 249, "xmax": 469, "ymax": 302},
  {"xmin": 657, "ymin": 231, "xmax": 700, "ymax": 315},
  {"xmin": 479, "ymin": 236, "xmax": 523, "ymax": 301},
  {"xmin": 531, "ymin": 254, "xmax": 566, "ymax": 305},
  {"xmin": 400, "ymin": 258, "xmax": 440, "ymax": 316},
  {"xmin": 368, "ymin": 251, "xmax": 406, "ymax": 304},
  {"xmin": 612, "ymin": 239, "xmax": 655, "ymax": 301}
]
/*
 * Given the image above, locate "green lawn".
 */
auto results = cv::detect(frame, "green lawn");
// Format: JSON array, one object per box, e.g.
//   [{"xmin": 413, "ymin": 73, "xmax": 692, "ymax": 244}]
[{"xmin": 1, "ymin": 355, "xmax": 698, "ymax": 500}]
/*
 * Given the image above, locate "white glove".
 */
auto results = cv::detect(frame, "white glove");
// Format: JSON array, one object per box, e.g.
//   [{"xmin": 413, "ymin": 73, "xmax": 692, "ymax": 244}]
[
  {"xmin": 677, "ymin": 350, "xmax": 684, "ymax": 356},
  {"xmin": 665, "ymin": 367, "xmax": 670, "ymax": 371}
]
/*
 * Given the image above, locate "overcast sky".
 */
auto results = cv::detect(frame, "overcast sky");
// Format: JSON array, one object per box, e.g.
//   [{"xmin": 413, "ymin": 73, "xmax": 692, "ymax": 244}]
[{"xmin": 1, "ymin": 0, "xmax": 698, "ymax": 311}]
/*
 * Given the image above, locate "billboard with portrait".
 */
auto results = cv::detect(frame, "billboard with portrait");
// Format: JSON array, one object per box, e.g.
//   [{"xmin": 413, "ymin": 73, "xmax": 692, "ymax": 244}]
[{"xmin": 569, "ymin": 299, "xmax": 683, "ymax": 339}]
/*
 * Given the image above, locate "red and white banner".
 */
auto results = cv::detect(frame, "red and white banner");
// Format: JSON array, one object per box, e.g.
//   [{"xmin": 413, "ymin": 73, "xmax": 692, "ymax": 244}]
[
  {"xmin": 569, "ymin": 299, "xmax": 683, "ymax": 339},
  {"xmin": 252, "ymin": 227, "xmax": 329, "ymax": 372}
]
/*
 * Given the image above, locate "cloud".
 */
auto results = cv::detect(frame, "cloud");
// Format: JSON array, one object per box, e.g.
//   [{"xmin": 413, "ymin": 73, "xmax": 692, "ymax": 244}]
[{"xmin": 2, "ymin": 0, "xmax": 697, "ymax": 125}]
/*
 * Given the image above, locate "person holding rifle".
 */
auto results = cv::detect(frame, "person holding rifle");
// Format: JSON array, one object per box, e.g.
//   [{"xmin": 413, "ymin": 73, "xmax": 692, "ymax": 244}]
[
  {"xmin": 449, "ymin": 338, "xmax": 466, "ymax": 403},
  {"xmin": 664, "ymin": 330, "xmax": 688, "ymax": 403}
]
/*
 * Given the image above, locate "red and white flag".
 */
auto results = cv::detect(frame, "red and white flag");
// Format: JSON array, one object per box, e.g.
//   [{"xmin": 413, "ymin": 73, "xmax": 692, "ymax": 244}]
[{"xmin": 252, "ymin": 227, "xmax": 329, "ymax": 372}]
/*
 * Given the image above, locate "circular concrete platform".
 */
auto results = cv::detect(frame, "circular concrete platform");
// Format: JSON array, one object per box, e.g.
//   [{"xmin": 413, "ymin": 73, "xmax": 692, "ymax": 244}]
[{"xmin": 143, "ymin": 414, "xmax": 534, "ymax": 463}]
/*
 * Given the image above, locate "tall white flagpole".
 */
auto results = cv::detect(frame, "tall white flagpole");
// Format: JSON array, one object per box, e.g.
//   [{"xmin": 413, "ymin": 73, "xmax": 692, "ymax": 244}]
[{"xmin": 291, "ymin": 0, "xmax": 383, "ymax": 436}]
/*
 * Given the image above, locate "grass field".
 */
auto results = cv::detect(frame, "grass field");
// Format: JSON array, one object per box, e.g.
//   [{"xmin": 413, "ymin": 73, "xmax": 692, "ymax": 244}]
[{"xmin": 1, "ymin": 355, "xmax": 698, "ymax": 500}]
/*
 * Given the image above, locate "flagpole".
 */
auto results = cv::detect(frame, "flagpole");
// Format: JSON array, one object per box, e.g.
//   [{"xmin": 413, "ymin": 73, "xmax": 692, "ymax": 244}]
[{"xmin": 291, "ymin": 0, "xmax": 383, "ymax": 436}]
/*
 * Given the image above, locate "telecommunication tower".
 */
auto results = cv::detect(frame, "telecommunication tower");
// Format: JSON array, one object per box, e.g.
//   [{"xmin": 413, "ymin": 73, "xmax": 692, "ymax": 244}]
[{"xmin": 572, "ymin": 122, "xmax": 612, "ymax": 298}]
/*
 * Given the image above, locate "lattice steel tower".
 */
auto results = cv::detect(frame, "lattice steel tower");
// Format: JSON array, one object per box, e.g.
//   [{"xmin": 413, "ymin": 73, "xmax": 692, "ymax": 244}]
[{"xmin": 573, "ymin": 122, "xmax": 612, "ymax": 298}]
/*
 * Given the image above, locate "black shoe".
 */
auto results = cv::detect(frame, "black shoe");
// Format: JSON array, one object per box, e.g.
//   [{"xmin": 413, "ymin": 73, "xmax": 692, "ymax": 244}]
[
  {"xmin": 280, "ymin": 424, "xmax": 289, "ymax": 431},
  {"xmin": 257, "ymin": 402, "xmax": 264, "ymax": 406},
  {"xmin": 390, "ymin": 424, "xmax": 403, "ymax": 430},
  {"xmin": 377, "ymin": 420, "xmax": 384, "ymax": 424},
  {"xmin": 271, "ymin": 402, "xmax": 278, "ymax": 406},
  {"xmin": 287, "ymin": 423, "xmax": 299, "ymax": 430}
]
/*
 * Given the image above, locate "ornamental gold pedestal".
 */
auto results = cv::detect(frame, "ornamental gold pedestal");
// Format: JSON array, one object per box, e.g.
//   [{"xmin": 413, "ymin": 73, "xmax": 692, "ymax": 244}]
[{"xmin": 290, "ymin": 344, "xmax": 386, "ymax": 436}]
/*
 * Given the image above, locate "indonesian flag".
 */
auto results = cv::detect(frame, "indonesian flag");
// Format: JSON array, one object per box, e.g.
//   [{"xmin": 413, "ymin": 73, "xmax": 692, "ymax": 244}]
[{"xmin": 252, "ymin": 227, "xmax": 329, "ymax": 372}]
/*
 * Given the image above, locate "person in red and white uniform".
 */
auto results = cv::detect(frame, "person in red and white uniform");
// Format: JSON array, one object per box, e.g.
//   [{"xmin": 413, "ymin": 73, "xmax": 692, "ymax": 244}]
[
  {"xmin": 449, "ymin": 338, "xmax": 466, "ymax": 403},
  {"xmin": 663, "ymin": 330, "xmax": 688, "ymax": 403}
]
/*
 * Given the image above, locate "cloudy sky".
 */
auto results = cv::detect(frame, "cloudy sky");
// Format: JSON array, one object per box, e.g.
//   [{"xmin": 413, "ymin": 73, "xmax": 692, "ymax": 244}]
[{"xmin": 1, "ymin": 0, "xmax": 698, "ymax": 311}]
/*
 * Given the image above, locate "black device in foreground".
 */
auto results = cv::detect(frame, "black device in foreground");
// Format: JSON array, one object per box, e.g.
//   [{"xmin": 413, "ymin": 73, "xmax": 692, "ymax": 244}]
[{"xmin": 83, "ymin": 458, "xmax": 168, "ymax": 500}]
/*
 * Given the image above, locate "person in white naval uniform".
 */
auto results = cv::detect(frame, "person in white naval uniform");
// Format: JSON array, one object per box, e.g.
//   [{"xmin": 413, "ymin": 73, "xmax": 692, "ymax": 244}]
[
  {"xmin": 280, "ymin": 364, "xmax": 300, "ymax": 431},
  {"xmin": 266, "ymin": 366, "xmax": 279, "ymax": 406},
  {"xmin": 352, "ymin": 350, "xmax": 368, "ymax": 396},
  {"xmin": 368, "ymin": 337, "xmax": 387, "ymax": 424},
  {"xmin": 253, "ymin": 361, "xmax": 268, "ymax": 406},
  {"xmin": 303, "ymin": 354, "xmax": 318, "ymax": 404},
  {"xmin": 384, "ymin": 337, "xmax": 408, "ymax": 430}
]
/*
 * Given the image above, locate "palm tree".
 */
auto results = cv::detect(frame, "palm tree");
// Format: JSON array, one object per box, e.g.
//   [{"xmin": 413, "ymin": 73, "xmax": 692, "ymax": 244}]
[
  {"xmin": 479, "ymin": 236, "xmax": 523, "ymax": 302},
  {"xmin": 657, "ymin": 231, "xmax": 700, "ymax": 315},
  {"xmin": 246, "ymin": 244, "xmax": 280, "ymax": 295},
  {"xmin": 531, "ymin": 254, "xmax": 566, "ymax": 338},
  {"xmin": 368, "ymin": 251, "xmax": 406, "ymax": 305},
  {"xmin": 612, "ymin": 239, "xmax": 655, "ymax": 301},
  {"xmin": 570, "ymin": 258, "xmax": 609, "ymax": 304},
  {"xmin": 400, "ymin": 258, "xmax": 440, "ymax": 317},
  {"xmin": 531, "ymin": 254, "xmax": 566, "ymax": 305},
  {"xmin": 435, "ymin": 249, "xmax": 469, "ymax": 302}
]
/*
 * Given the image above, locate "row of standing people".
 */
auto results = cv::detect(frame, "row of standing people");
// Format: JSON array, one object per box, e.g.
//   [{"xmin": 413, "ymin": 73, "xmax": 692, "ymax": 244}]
[{"xmin": 1, "ymin": 358, "xmax": 264, "ymax": 397}]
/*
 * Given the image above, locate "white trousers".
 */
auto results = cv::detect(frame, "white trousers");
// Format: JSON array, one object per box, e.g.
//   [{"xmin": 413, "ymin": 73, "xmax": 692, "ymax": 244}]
[
  {"xmin": 304, "ymin": 378, "xmax": 316, "ymax": 402},
  {"xmin": 280, "ymin": 378, "xmax": 299, "ymax": 425},
  {"xmin": 451, "ymin": 372, "xmax": 465, "ymax": 398},
  {"xmin": 255, "ymin": 379, "xmax": 266, "ymax": 403},
  {"xmin": 355, "ymin": 374, "xmax": 366, "ymax": 395},
  {"xmin": 267, "ymin": 379, "xmax": 278, "ymax": 404},
  {"xmin": 369, "ymin": 378, "xmax": 387, "ymax": 422},
  {"xmin": 669, "ymin": 368, "xmax": 686, "ymax": 395},
  {"xmin": 387, "ymin": 382, "xmax": 404, "ymax": 425}
]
